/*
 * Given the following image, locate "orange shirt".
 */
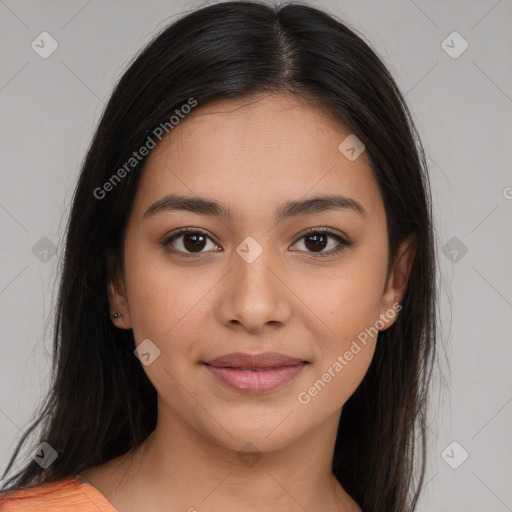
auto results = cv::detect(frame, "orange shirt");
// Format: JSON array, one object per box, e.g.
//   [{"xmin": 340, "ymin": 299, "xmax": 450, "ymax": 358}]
[{"xmin": 0, "ymin": 474, "xmax": 118, "ymax": 512}]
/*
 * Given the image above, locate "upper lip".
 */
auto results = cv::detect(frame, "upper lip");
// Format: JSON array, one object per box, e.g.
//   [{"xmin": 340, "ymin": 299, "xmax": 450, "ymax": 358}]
[{"xmin": 204, "ymin": 352, "xmax": 308, "ymax": 369}]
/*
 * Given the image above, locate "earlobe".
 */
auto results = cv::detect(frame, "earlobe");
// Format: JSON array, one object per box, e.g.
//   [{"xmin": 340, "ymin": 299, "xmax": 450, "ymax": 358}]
[{"xmin": 107, "ymin": 277, "xmax": 132, "ymax": 329}]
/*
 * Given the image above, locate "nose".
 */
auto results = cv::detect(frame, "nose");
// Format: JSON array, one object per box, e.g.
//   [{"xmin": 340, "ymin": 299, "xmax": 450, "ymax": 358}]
[{"xmin": 216, "ymin": 244, "xmax": 292, "ymax": 335}]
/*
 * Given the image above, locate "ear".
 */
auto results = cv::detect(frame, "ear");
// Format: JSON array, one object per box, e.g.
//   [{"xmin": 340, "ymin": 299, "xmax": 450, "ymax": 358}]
[
  {"xmin": 107, "ymin": 251, "xmax": 132, "ymax": 329},
  {"xmin": 378, "ymin": 234, "xmax": 417, "ymax": 331}
]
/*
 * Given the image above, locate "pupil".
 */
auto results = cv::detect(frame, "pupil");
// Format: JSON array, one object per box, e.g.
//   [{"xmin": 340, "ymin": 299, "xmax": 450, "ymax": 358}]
[
  {"xmin": 305, "ymin": 234, "xmax": 327, "ymax": 252},
  {"xmin": 184, "ymin": 234, "xmax": 206, "ymax": 252}
]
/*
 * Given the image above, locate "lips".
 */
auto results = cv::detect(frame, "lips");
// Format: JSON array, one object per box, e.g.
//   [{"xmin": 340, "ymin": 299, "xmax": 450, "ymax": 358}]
[
  {"xmin": 204, "ymin": 351, "xmax": 307, "ymax": 370},
  {"xmin": 203, "ymin": 352, "xmax": 309, "ymax": 393}
]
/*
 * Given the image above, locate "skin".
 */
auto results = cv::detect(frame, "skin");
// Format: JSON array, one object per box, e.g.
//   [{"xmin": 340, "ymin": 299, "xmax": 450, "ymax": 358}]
[{"xmin": 81, "ymin": 93, "xmax": 416, "ymax": 512}]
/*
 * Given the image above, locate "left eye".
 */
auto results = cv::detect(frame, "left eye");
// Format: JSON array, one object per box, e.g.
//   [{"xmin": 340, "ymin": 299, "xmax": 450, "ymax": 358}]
[
  {"xmin": 162, "ymin": 228, "xmax": 352, "ymax": 258},
  {"xmin": 292, "ymin": 229, "xmax": 351, "ymax": 256}
]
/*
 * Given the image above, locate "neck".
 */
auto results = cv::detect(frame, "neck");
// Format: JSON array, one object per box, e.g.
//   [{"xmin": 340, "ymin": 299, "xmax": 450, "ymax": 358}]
[{"xmin": 86, "ymin": 404, "xmax": 360, "ymax": 512}]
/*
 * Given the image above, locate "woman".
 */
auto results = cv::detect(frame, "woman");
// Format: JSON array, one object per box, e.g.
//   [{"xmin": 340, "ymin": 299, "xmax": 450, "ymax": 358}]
[{"xmin": 0, "ymin": 1, "xmax": 438, "ymax": 511}]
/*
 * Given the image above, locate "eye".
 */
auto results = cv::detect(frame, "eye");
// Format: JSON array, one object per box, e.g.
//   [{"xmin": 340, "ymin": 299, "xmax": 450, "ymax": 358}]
[
  {"xmin": 161, "ymin": 227, "xmax": 353, "ymax": 258},
  {"xmin": 162, "ymin": 228, "xmax": 220, "ymax": 257},
  {"xmin": 291, "ymin": 228, "xmax": 353, "ymax": 258}
]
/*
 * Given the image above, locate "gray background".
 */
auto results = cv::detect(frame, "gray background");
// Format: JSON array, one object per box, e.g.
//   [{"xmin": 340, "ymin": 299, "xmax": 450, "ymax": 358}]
[{"xmin": 1, "ymin": 0, "xmax": 511, "ymax": 510}]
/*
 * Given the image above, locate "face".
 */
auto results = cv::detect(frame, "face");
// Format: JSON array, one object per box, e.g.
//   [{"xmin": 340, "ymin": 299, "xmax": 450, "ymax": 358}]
[{"xmin": 109, "ymin": 93, "xmax": 415, "ymax": 452}]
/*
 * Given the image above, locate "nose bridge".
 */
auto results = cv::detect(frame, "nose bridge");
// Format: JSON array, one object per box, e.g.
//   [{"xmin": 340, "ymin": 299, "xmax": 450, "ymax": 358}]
[
  {"xmin": 234, "ymin": 234, "xmax": 280, "ymax": 303},
  {"xmin": 218, "ymin": 234, "xmax": 291, "ymax": 331}
]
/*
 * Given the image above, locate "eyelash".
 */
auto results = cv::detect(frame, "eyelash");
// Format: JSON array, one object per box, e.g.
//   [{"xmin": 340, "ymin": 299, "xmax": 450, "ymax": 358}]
[{"xmin": 161, "ymin": 227, "xmax": 353, "ymax": 259}]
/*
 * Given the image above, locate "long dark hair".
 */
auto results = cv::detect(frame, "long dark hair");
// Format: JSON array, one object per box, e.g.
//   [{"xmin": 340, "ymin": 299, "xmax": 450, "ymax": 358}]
[{"xmin": 1, "ymin": 2, "xmax": 439, "ymax": 511}]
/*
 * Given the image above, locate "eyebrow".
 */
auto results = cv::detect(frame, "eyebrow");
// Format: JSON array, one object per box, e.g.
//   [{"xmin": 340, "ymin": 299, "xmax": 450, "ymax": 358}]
[{"xmin": 143, "ymin": 193, "xmax": 367, "ymax": 222}]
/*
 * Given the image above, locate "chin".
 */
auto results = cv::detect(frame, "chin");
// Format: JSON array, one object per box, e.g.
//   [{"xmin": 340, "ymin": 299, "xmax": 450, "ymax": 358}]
[{"xmin": 199, "ymin": 414, "xmax": 307, "ymax": 454}]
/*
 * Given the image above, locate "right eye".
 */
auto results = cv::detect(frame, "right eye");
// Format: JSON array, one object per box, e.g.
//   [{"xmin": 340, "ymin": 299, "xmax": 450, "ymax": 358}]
[{"xmin": 161, "ymin": 228, "xmax": 221, "ymax": 257}]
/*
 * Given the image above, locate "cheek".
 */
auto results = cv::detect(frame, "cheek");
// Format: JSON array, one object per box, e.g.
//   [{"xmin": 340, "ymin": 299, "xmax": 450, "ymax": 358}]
[
  {"xmin": 298, "ymin": 244, "xmax": 387, "ymax": 408},
  {"xmin": 309, "ymin": 257, "xmax": 387, "ymax": 345},
  {"xmin": 123, "ymin": 235, "xmax": 203, "ymax": 341},
  {"xmin": 123, "ymin": 244, "xmax": 218, "ymax": 391},
  {"xmin": 296, "ymin": 341, "xmax": 376, "ymax": 417},
  {"xmin": 297, "ymin": 268, "xmax": 385, "ymax": 413}
]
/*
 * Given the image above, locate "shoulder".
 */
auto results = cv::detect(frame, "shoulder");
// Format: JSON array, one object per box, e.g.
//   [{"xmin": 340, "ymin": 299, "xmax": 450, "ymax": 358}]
[{"xmin": 0, "ymin": 475, "xmax": 116, "ymax": 512}]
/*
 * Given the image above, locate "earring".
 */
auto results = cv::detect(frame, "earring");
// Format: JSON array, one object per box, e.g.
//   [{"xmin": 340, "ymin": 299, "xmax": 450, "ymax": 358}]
[{"xmin": 112, "ymin": 312, "xmax": 120, "ymax": 319}]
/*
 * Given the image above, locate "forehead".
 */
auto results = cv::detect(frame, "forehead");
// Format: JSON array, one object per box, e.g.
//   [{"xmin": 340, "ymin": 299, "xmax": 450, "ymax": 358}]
[{"xmin": 133, "ymin": 93, "xmax": 383, "ymax": 222}]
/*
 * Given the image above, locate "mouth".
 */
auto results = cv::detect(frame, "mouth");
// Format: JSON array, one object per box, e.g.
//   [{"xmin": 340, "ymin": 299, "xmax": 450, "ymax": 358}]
[{"xmin": 203, "ymin": 352, "xmax": 309, "ymax": 393}]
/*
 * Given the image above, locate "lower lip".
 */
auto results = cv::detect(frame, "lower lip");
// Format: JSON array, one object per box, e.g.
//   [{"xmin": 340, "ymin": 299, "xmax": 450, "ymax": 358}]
[{"xmin": 204, "ymin": 363, "xmax": 307, "ymax": 393}]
